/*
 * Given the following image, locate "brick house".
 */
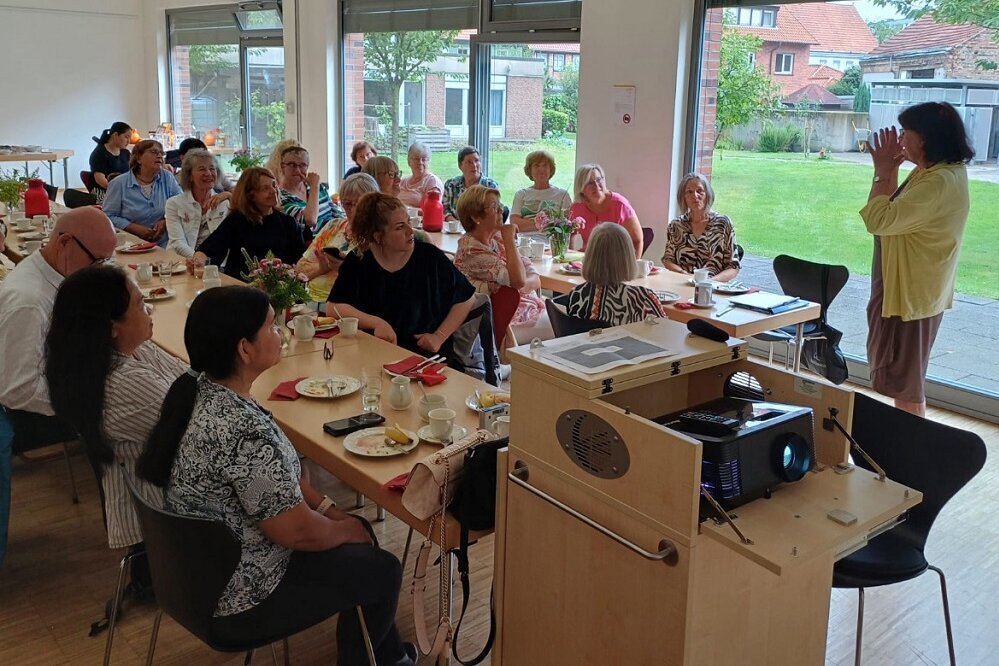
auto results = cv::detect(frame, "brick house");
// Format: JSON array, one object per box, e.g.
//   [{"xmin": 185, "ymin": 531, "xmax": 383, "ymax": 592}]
[{"xmin": 862, "ymin": 15, "xmax": 999, "ymax": 81}]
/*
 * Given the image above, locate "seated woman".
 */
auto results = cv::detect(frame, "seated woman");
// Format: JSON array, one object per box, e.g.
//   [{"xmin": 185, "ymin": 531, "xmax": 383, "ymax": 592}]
[
  {"xmin": 103, "ymin": 140, "xmax": 181, "ymax": 246},
  {"xmin": 88, "ymin": 121, "xmax": 132, "ymax": 203},
  {"xmin": 662, "ymin": 173, "xmax": 740, "ymax": 282},
  {"xmin": 442, "ymin": 147, "xmax": 500, "ymax": 221},
  {"xmin": 398, "ymin": 142, "xmax": 444, "ymax": 208},
  {"xmin": 278, "ymin": 146, "xmax": 343, "ymax": 235},
  {"xmin": 344, "ymin": 140, "xmax": 376, "ymax": 179},
  {"xmin": 136, "ymin": 286, "xmax": 414, "ymax": 666},
  {"xmin": 510, "ymin": 150, "xmax": 572, "ymax": 232},
  {"xmin": 453, "ymin": 185, "xmax": 551, "ymax": 341},
  {"xmin": 264, "ymin": 138, "xmax": 302, "ymax": 180},
  {"xmin": 568, "ymin": 164, "xmax": 643, "ymax": 258},
  {"xmin": 169, "ymin": 138, "xmax": 237, "ymax": 193},
  {"xmin": 45, "ymin": 265, "xmax": 187, "ymax": 585},
  {"xmin": 363, "ymin": 156, "xmax": 403, "ymax": 198},
  {"xmin": 165, "ymin": 149, "xmax": 231, "ymax": 258},
  {"xmin": 193, "ymin": 167, "xmax": 306, "ymax": 280},
  {"xmin": 567, "ymin": 223, "xmax": 666, "ymax": 326},
  {"xmin": 296, "ymin": 173, "xmax": 378, "ymax": 303},
  {"xmin": 327, "ymin": 192, "xmax": 476, "ymax": 357}
]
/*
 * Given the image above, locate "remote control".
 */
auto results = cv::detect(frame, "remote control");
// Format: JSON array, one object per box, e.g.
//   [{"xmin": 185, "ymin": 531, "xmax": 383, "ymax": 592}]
[{"xmin": 677, "ymin": 411, "xmax": 741, "ymax": 436}]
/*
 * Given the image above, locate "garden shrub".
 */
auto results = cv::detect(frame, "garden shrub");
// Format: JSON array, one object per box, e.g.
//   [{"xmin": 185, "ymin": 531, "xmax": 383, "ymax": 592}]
[
  {"xmin": 542, "ymin": 109, "xmax": 570, "ymax": 139},
  {"xmin": 758, "ymin": 125, "xmax": 802, "ymax": 152}
]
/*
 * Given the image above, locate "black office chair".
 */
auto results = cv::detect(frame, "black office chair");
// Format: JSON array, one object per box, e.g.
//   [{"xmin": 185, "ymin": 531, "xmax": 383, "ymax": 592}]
[
  {"xmin": 123, "ymin": 473, "xmax": 378, "ymax": 665},
  {"xmin": 641, "ymin": 227, "xmax": 654, "ymax": 257},
  {"xmin": 753, "ymin": 254, "xmax": 848, "ymax": 368},
  {"xmin": 833, "ymin": 393, "xmax": 987, "ymax": 666},
  {"xmin": 451, "ymin": 296, "xmax": 499, "ymax": 386},
  {"xmin": 63, "ymin": 189, "xmax": 98, "ymax": 208},
  {"xmin": 545, "ymin": 298, "xmax": 610, "ymax": 337},
  {"xmin": 43, "ymin": 183, "xmax": 58, "ymax": 202}
]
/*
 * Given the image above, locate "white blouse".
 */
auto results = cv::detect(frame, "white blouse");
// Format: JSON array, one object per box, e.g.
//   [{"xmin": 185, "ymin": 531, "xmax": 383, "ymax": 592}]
[{"xmin": 165, "ymin": 190, "xmax": 230, "ymax": 258}]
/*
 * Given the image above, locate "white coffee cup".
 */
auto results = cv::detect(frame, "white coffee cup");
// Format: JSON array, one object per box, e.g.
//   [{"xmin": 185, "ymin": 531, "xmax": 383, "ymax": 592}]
[
  {"xmin": 635, "ymin": 260, "xmax": 652, "ymax": 278},
  {"xmin": 419, "ymin": 394, "xmax": 447, "ymax": 422},
  {"xmin": 136, "ymin": 263, "xmax": 153, "ymax": 284},
  {"xmin": 492, "ymin": 415, "xmax": 511, "ymax": 438},
  {"xmin": 694, "ymin": 281, "xmax": 714, "ymax": 306},
  {"xmin": 292, "ymin": 314, "xmax": 316, "ymax": 341},
  {"xmin": 529, "ymin": 241, "xmax": 546, "ymax": 261},
  {"xmin": 693, "ymin": 267, "xmax": 710, "ymax": 283},
  {"xmin": 517, "ymin": 235, "xmax": 531, "ymax": 248},
  {"xmin": 12, "ymin": 217, "xmax": 31, "ymax": 231},
  {"xmin": 32, "ymin": 215, "xmax": 48, "ymax": 226},
  {"xmin": 428, "ymin": 407, "xmax": 456, "ymax": 440},
  {"xmin": 338, "ymin": 316, "xmax": 359, "ymax": 337},
  {"xmin": 445, "ymin": 219, "xmax": 461, "ymax": 233},
  {"xmin": 23, "ymin": 240, "xmax": 42, "ymax": 254}
]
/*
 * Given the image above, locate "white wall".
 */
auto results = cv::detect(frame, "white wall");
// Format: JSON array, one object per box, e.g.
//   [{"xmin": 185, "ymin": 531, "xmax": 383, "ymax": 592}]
[
  {"xmin": 0, "ymin": 0, "xmax": 146, "ymax": 188},
  {"xmin": 576, "ymin": 0, "xmax": 694, "ymax": 261}
]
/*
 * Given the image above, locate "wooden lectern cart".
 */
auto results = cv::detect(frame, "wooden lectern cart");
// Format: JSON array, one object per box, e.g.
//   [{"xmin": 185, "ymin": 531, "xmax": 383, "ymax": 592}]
[{"xmin": 494, "ymin": 319, "xmax": 920, "ymax": 665}]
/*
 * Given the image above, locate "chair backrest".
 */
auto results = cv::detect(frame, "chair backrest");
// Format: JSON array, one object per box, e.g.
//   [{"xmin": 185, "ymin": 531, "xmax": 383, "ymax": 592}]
[
  {"xmin": 851, "ymin": 393, "xmax": 986, "ymax": 554},
  {"xmin": 79, "ymin": 171, "xmax": 96, "ymax": 192},
  {"xmin": 734, "ymin": 244, "xmax": 745, "ymax": 261},
  {"xmin": 63, "ymin": 189, "xmax": 98, "ymax": 209},
  {"xmin": 43, "ymin": 183, "xmax": 58, "ymax": 202},
  {"xmin": 451, "ymin": 295, "xmax": 498, "ymax": 386},
  {"xmin": 490, "ymin": 286, "xmax": 521, "ymax": 349},
  {"xmin": 545, "ymin": 298, "xmax": 610, "ymax": 337},
  {"xmin": 124, "ymin": 472, "xmax": 241, "ymax": 643},
  {"xmin": 641, "ymin": 227, "xmax": 654, "ymax": 256},
  {"xmin": 772, "ymin": 254, "xmax": 849, "ymax": 323}
]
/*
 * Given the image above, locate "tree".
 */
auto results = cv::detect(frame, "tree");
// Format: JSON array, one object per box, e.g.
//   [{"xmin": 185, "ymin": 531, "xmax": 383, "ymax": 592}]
[
  {"xmin": 716, "ymin": 29, "xmax": 782, "ymax": 143},
  {"xmin": 854, "ymin": 84, "xmax": 872, "ymax": 112},
  {"xmin": 828, "ymin": 65, "xmax": 863, "ymax": 95},
  {"xmin": 868, "ymin": 19, "xmax": 905, "ymax": 43},
  {"xmin": 364, "ymin": 31, "xmax": 459, "ymax": 160}
]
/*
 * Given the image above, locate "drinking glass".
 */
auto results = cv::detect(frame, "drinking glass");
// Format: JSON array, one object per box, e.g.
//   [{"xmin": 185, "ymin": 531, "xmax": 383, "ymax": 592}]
[
  {"xmin": 361, "ymin": 366, "xmax": 383, "ymax": 413},
  {"xmin": 193, "ymin": 255, "xmax": 207, "ymax": 279},
  {"xmin": 157, "ymin": 261, "xmax": 175, "ymax": 286}
]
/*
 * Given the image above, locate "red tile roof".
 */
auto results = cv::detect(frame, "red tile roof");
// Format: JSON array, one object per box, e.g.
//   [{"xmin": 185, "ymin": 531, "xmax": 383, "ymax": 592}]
[
  {"xmin": 731, "ymin": 8, "xmax": 817, "ymax": 45},
  {"xmin": 785, "ymin": 83, "xmax": 844, "ymax": 106},
  {"xmin": 871, "ymin": 15, "xmax": 986, "ymax": 55},
  {"xmin": 784, "ymin": 3, "xmax": 878, "ymax": 54},
  {"xmin": 808, "ymin": 64, "xmax": 844, "ymax": 87}
]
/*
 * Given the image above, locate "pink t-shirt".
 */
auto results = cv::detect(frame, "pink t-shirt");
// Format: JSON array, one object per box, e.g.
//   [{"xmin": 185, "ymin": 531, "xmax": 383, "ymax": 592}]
[
  {"xmin": 399, "ymin": 172, "xmax": 444, "ymax": 208},
  {"xmin": 568, "ymin": 192, "xmax": 636, "ymax": 248}
]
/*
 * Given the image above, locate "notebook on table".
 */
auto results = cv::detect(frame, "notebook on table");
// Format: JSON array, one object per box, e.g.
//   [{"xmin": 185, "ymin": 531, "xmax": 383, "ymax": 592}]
[{"xmin": 728, "ymin": 291, "xmax": 809, "ymax": 315}]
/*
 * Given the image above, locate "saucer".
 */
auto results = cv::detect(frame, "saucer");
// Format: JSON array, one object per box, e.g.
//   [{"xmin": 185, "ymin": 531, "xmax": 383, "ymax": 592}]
[
  {"xmin": 685, "ymin": 298, "xmax": 715, "ymax": 309},
  {"xmin": 417, "ymin": 424, "xmax": 468, "ymax": 444}
]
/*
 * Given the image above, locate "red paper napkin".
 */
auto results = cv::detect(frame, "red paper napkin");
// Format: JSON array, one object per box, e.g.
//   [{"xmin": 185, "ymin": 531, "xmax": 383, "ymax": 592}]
[
  {"xmin": 269, "ymin": 376, "xmax": 307, "ymax": 401},
  {"xmin": 123, "ymin": 241, "xmax": 156, "ymax": 251},
  {"xmin": 383, "ymin": 356, "xmax": 448, "ymax": 385},
  {"xmin": 567, "ymin": 261, "xmax": 583, "ymax": 270},
  {"xmin": 383, "ymin": 472, "xmax": 410, "ymax": 492},
  {"xmin": 383, "ymin": 355, "xmax": 424, "ymax": 375},
  {"xmin": 673, "ymin": 301, "xmax": 696, "ymax": 310},
  {"xmin": 314, "ymin": 328, "xmax": 340, "ymax": 339},
  {"xmin": 649, "ymin": 266, "xmax": 662, "ymax": 275}
]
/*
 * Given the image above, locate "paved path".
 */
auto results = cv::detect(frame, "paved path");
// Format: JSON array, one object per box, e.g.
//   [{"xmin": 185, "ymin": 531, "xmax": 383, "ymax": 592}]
[
  {"xmin": 739, "ymin": 255, "xmax": 999, "ymax": 396},
  {"xmin": 831, "ymin": 152, "xmax": 999, "ymax": 184}
]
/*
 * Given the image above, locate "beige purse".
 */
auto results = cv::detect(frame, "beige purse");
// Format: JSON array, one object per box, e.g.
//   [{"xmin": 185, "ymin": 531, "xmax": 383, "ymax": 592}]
[{"xmin": 402, "ymin": 429, "xmax": 492, "ymax": 520}]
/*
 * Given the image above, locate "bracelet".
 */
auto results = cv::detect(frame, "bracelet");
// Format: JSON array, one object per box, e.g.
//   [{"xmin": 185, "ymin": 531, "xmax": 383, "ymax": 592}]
[{"xmin": 316, "ymin": 495, "xmax": 336, "ymax": 515}]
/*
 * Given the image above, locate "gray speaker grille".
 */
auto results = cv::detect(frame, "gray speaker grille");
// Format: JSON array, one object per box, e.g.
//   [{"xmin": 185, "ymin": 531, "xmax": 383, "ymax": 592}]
[{"xmin": 555, "ymin": 410, "xmax": 630, "ymax": 479}]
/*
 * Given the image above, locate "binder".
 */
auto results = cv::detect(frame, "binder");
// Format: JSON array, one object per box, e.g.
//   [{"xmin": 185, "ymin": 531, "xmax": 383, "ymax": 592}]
[{"xmin": 729, "ymin": 292, "xmax": 809, "ymax": 315}]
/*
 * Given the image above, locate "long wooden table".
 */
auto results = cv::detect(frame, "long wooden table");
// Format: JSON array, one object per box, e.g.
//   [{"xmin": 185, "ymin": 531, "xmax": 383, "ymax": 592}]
[
  {"xmin": 0, "ymin": 149, "xmax": 74, "ymax": 189},
  {"xmin": 426, "ymin": 230, "xmax": 820, "ymax": 371}
]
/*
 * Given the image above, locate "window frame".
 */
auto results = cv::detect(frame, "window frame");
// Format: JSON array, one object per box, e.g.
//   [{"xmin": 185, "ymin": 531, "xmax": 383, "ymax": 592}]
[
  {"xmin": 480, "ymin": 0, "xmax": 581, "ymax": 34},
  {"xmin": 774, "ymin": 52, "xmax": 794, "ymax": 75}
]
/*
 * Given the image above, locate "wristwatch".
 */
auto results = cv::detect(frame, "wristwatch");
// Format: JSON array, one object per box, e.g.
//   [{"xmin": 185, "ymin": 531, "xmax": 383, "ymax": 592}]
[
  {"xmin": 873, "ymin": 175, "xmax": 884, "ymax": 183},
  {"xmin": 316, "ymin": 495, "xmax": 336, "ymax": 515}
]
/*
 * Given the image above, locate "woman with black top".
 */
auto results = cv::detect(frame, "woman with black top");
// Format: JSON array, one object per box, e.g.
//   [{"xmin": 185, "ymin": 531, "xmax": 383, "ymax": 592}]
[
  {"xmin": 89, "ymin": 122, "xmax": 132, "ymax": 202},
  {"xmin": 327, "ymin": 192, "xmax": 477, "ymax": 357},
  {"xmin": 192, "ymin": 167, "xmax": 306, "ymax": 280}
]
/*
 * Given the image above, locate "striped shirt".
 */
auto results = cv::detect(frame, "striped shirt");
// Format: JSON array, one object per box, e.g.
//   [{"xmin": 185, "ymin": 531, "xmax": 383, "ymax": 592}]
[
  {"xmin": 279, "ymin": 184, "xmax": 344, "ymax": 234},
  {"xmin": 566, "ymin": 282, "xmax": 667, "ymax": 326},
  {"xmin": 101, "ymin": 341, "xmax": 187, "ymax": 548}
]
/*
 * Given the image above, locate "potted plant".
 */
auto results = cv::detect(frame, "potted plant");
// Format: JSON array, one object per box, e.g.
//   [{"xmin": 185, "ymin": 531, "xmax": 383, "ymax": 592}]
[
  {"xmin": 240, "ymin": 249, "xmax": 310, "ymax": 324},
  {"xmin": 534, "ymin": 209, "xmax": 585, "ymax": 261},
  {"xmin": 230, "ymin": 148, "xmax": 264, "ymax": 172},
  {"xmin": 0, "ymin": 167, "xmax": 35, "ymax": 215}
]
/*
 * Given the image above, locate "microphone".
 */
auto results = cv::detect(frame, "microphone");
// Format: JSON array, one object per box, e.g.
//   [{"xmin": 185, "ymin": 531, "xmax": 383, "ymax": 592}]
[{"xmin": 687, "ymin": 318, "xmax": 730, "ymax": 342}]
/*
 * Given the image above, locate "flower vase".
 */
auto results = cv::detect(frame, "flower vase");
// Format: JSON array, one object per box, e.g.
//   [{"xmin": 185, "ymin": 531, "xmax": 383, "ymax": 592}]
[
  {"xmin": 549, "ymin": 233, "xmax": 569, "ymax": 261},
  {"xmin": 275, "ymin": 306, "xmax": 291, "ymax": 353}
]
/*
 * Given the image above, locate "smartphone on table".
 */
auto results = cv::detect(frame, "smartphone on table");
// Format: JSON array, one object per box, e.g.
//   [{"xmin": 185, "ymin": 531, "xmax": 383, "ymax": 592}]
[{"xmin": 323, "ymin": 412, "xmax": 386, "ymax": 437}]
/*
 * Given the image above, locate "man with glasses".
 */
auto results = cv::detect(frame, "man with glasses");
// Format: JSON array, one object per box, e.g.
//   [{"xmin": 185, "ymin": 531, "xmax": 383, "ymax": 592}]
[{"xmin": 0, "ymin": 207, "xmax": 117, "ymax": 563}]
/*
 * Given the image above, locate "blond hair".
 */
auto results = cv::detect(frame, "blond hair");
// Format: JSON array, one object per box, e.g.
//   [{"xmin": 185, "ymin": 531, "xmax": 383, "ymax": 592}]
[
  {"xmin": 675, "ymin": 173, "xmax": 715, "ymax": 216},
  {"xmin": 573, "ymin": 163, "xmax": 606, "ymax": 203},
  {"xmin": 582, "ymin": 223, "xmax": 636, "ymax": 286},
  {"xmin": 264, "ymin": 138, "xmax": 302, "ymax": 178},
  {"xmin": 456, "ymin": 184, "xmax": 501, "ymax": 232}
]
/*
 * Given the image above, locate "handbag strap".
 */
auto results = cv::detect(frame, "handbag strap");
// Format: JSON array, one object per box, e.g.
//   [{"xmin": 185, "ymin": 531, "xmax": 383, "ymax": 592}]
[
  {"xmin": 411, "ymin": 538, "xmax": 451, "ymax": 657},
  {"xmin": 451, "ymin": 520, "xmax": 496, "ymax": 665}
]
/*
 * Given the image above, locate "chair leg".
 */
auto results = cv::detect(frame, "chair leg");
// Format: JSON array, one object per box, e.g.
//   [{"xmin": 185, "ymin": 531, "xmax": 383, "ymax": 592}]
[
  {"xmin": 767, "ymin": 342, "xmax": 775, "ymax": 365},
  {"xmin": 356, "ymin": 605, "xmax": 377, "ymax": 666},
  {"xmin": 243, "ymin": 648, "xmax": 255, "ymax": 665},
  {"xmin": 282, "ymin": 638, "xmax": 291, "ymax": 666},
  {"xmin": 376, "ymin": 505, "xmax": 386, "ymax": 522},
  {"xmin": 355, "ymin": 492, "xmax": 365, "ymax": 508},
  {"xmin": 103, "ymin": 549, "xmax": 139, "ymax": 666},
  {"xmin": 270, "ymin": 642, "xmax": 279, "ymax": 665},
  {"xmin": 928, "ymin": 565, "xmax": 957, "ymax": 666},
  {"xmin": 854, "ymin": 587, "xmax": 865, "ymax": 666},
  {"xmin": 61, "ymin": 441, "xmax": 79, "ymax": 504},
  {"xmin": 400, "ymin": 527, "xmax": 415, "ymax": 573},
  {"xmin": 145, "ymin": 610, "xmax": 163, "ymax": 666}
]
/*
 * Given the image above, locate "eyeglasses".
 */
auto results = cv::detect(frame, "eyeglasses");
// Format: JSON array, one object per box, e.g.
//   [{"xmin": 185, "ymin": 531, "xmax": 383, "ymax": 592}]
[
  {"xmin": 382, "ymin": 170, "xmax": 401, "ymax": 179},
  {"xmin": 484, "ymin": 202, "xmax": 500, "ymax": 213},
  {"xmin": 145, "ymin": 149, "xmax": 165, "ymax": 156},
  {"xmin": 67, "ymin": 234, "xmax": 111, "ymax": 265},
  {"xmin": 585, "ymin": 177, "xmax": 605, "ymax": 187},
  {"xmin": 342, "ymin": 200, "xmax": 358, "ymax": 210},
  {"xmin": 282, "ymin": 161, "xmax": 309, "ymax": 170}
]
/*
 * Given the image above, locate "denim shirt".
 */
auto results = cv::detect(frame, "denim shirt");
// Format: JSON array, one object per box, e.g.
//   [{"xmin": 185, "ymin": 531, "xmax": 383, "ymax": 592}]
[{"xmin": 103, "ymin": 170, "xmax": 182, "ymax": 247}]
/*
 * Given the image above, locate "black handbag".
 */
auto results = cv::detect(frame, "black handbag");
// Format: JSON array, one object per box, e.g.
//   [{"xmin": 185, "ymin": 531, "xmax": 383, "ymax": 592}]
[{"xmin": 801, "ymin": 323, "xmax": 849, "ymax": 385}]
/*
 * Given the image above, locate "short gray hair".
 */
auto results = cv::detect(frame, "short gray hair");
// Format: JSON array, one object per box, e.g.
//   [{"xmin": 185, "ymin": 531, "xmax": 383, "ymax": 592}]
[
  {"xmin": 582, "ymin": 223, "xmax": 636, "ymax": 286},
  {"xmin": 675, "ymin": 172, "xmax": 715, "ymax": 215},
  {"xmin": 338, "ymin": 173, "xmax": 379, "ymax": 200},
  {"xmin": 408, "ymin": 142, "xmax": 430, "ymax": 160},
  {"xmin": 573, "ymin": 163, "xmax": 606, "ymax": 202},
  {"xmin": 178, "ymin": 149, "xmax": 218, "ymax": 191}
]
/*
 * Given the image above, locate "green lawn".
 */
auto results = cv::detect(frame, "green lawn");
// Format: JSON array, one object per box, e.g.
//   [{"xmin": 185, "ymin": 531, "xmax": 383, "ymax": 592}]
[
  {"xmin": 427, "ymin": 143, "xmax": 578, "ymax": 203},
  {"xmin": 711, "ymin": 151, "xmax": 998, "ymax": 299}
]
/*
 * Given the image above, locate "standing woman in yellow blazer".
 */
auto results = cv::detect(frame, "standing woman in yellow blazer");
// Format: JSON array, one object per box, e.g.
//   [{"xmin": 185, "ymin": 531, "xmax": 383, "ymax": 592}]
[{"xmin": 861, "ymin": 102, "xmax": 974, "ymax": 417}]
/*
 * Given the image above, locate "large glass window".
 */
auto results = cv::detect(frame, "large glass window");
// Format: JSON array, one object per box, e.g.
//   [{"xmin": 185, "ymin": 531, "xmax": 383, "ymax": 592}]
[{"xmin": 689, "ymin": 1, "xmax": 999, "ymax": 412}]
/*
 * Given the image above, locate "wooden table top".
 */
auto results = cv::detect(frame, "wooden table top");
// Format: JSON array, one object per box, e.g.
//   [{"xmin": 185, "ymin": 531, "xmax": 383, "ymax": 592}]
[
  {"xmin": 0, "ymin": 149, "xmax": 74, "ymax": 162},
  {"xmin": 424, "ymin": 231, "xmax": 820, "ymax": 338}
]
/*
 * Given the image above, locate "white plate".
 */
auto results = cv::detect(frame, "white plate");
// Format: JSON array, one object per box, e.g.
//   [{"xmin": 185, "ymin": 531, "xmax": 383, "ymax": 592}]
[
  {"xmin": 712, "ymin": 283, "xmax": 753, "ymax": 295},
  {"xmin": 141, "ymin": 287, "xmax": 176, "ymax": 301},
  {"xmin": 685, "ymin": 298, "xmax": 716, "ymax": 309},
  {"xmin": 558, "ymin": 264, "xmax": 582, "ymax": 275},
  {"xmin": 343, "ymin": 427, "xmax": 420, "ymax": 457},
  {"xmin": 465, "ymin": 392, "xmax": 511, "ymax": 412},
  {"xmin": 417, "ymin": 424, "xmax": 469, "ymax": 445},
  {"xmin": 17, "ymin": 231, "xmax": 47, "ymax": 241},
  {"xmin": 654, "ymin": 290, "xmax": 681, "ymax": 304},
  {"xmin": 295, "ymin": 376, "xmax": 362, "ymax": 399},
  {"xmin": 287, "ymin": 318, "xmax": 338, "ymax": 333},
  {"xmin": 117, "ymin": 243, "xmax": 157, "ymax": 254}
]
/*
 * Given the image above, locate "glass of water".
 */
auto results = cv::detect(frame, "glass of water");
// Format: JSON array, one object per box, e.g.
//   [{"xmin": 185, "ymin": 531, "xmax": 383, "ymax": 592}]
[
  {"xmin": 361, "ymin": 366, "xmax": 383, "ymax": 413},
  {"xmin": 157, "ymin": 261, "xmax": 175, "ymax": 286}
]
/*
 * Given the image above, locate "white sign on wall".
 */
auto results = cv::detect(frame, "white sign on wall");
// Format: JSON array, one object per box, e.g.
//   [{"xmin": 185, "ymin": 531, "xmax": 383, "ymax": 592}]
[{"xmin": 612, "ymin": 85, "xmax": 637, "ymax": 127}]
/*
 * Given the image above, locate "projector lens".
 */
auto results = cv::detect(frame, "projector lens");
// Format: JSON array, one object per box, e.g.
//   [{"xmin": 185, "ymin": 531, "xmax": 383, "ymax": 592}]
[{"xmin": 774, "ymin": 433, "xmax": 812, "ymax": 482}]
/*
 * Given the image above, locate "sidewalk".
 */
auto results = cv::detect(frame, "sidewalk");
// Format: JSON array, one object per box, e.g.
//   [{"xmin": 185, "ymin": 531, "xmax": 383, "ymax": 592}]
[
  {"xmin": 738, "ymin": 255, "xmax": 999, "ymax": 396},
  {"xmin": 831, "ymin": 152, "xmax": 999, "ymax": 184}
]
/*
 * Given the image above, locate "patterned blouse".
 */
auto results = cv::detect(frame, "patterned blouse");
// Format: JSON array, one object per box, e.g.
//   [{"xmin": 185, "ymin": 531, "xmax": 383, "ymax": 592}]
[
  {"xmin": 280, "ymin": 183, "xmax": 345, "ymax": 234},
  {"xmin": 662, "ymin": 212, "xmax": 740, "ymax": 276},
  {"xmin": 453, "ymin": 233, "xmax": 543, "ymax": 327},
  {"xmin": 165, "ymin": 376, "xmax": 304, "ymax": 617},
  {"xmin": 566, "ymin": 283, "xmax": 667, "ymax": 326},
  {"xmin": 297, "ymin": 216, "xmax": 352, "ymax": 302},
  {"xmin": 442, "ymin": 175, "xmax": 500, "ymax": 219}
]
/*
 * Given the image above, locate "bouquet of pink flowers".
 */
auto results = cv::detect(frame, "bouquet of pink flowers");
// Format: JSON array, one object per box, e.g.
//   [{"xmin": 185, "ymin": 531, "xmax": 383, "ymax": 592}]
[
  {"xmin": 534, "ymin": 209, "xmax": 585, "ymax": 260},
  {"xmin": 241, "ymin": 249, "xmax": 310, "ymax": 312},
  {"xmin": 230, "ymin": 148, "xmax": 264, "ymax": 172}
]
